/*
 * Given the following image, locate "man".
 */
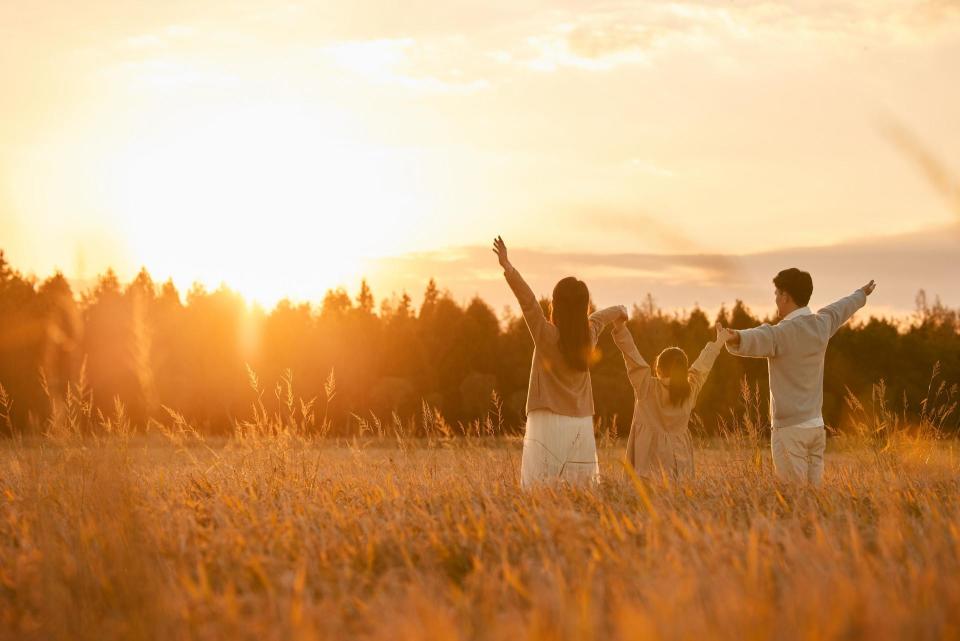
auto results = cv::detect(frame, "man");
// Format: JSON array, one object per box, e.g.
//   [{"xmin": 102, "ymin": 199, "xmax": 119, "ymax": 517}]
[{"xmin": 721, "ymin": 269, "xmax": 876, "ymax": 485}]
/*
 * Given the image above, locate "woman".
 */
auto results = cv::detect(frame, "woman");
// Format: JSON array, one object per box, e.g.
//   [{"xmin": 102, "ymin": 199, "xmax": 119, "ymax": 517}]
[
  {"xmin": 493, "ymin": 236, "xmax": 624, "ymax": 488},
  {"xmin": 611, "ymin": 315, "xmax": 730, "ymax": 480}
]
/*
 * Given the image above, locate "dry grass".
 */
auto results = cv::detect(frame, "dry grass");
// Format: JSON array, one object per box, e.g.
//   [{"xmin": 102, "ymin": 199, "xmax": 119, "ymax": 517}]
[{"xmin": 1, "ymin": 377, "xmax": 959, "ymax": 641}]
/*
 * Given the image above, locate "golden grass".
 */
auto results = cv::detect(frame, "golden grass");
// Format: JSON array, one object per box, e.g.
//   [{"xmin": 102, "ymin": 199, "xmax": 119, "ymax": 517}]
[
  {"xmin": 0, "ymin": 367, "xmax": 957, "ymax": 640},
  {"xmin": 1, "ymin": 428, "xmax": 959, "ymax": 641}
]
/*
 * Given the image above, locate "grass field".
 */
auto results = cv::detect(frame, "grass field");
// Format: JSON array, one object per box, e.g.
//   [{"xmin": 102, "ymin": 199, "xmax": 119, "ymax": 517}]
[{"xmin": 2, "ymin": 424, "xmax": 959, "ymax": 641}]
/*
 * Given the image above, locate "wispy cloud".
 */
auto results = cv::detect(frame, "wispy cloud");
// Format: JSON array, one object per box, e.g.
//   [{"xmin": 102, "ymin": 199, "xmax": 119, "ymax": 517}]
[
  {"xmin": 626, "ymin": 158, "xmax": 675, "ymax": 178},
  {"xmin": 317, "ymin": 38, "xmax": 491, "ymax": 94},
  {"xmin": 561, "ymin": 206, "xmax": 730, "ymax": 266},
  {"xmin": 109, "ymin": 57, "xmax": 242, "ymax": 91},
  {"xmin": 87, "ymin": 1, "xmax": 960, "ymax": 97},
  {"xmin": 515, "ymin": 5, "xmax": 716, "ymax": 73},
  {"xmin": 120, "ymin": 24, "xmax": 199, "ymax": 50},
  {"xmin": 365, "ymin": 222, "xmax": 959, "ymax": 316},
  {"xmin": 501, "ymin": 1, "xmax": 960, "ymax": 73},
  {"xmin": 879, "ymin": 116, "xmax": 960, "ymax": 219},
  {"xmin": 123, "ymin": 34, "xmax": 166, "ymax": 49},
  {"xmin": 522, "ymin": 28, "xmax": 654, "ymax": 72}
]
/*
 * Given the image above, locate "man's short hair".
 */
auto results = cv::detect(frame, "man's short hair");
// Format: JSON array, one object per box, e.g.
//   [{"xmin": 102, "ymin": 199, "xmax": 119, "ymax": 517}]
[{"xmin": 773, "ymin": 268, "xmax": 813, "ymax": 307}]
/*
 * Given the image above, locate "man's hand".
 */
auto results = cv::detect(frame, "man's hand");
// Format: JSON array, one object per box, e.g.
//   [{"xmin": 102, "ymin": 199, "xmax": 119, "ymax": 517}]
[
  {"xmin": 860, "ymin": 279, "xmax": 877, "ymax": 296},
  {"xmin": 492, "ymin": 236, "xmax": 511, "ymax": 270}
]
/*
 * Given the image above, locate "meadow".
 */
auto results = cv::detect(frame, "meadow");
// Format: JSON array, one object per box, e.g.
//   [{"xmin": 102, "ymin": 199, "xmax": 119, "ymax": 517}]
[
  {"xmin": 3, "ymin": 2, "xmax": 959, "ymax": 638},
  {"xmin": 1, "ymin": 377, "xmax": 959, "ymax": 641}
]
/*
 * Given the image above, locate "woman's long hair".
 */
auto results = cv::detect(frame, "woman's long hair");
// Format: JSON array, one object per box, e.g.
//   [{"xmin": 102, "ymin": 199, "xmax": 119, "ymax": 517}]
[
  {"xmin": 655, "ymin": 347, "xmax": 692, "ymax": 406},
  {"xmin": 550, "ymin": 277, "xmax": 591, "ymax": 371}
]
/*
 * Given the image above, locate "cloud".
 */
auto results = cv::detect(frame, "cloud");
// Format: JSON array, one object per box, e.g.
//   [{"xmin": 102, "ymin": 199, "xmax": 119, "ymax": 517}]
[
  {"xmin": 567, "ymin": 22, "xmax": 661, "ymax": 59},
  {"xmin": 625, "ymin": 159, "xmax": 676, "ymax": 178},
  {"xmin": 314, "ymin": 38, "xmax": 492, "ymax": 94},
  {"xmin": 80, "ymin": 0, "xmax": 960, "ymax": 100},
  {"xmin": 364, "ymin": 222, "xmax": 959, "ymax": 316},
  {"xmin": 124, "ymin": 34, "xmax": 166, "ymax": 49},
  {"xmin": 523, "ymin": 29, "xmax": 653, "ymax": 72},
  {"xmin": 557, "ymin": 206, "xmax": 737, "ymax": 279},
  {"xmin": 516, "ymin": 6, "xmax": 714, "ymax": 72},
  {"xmin": 502, "ymin": 1, "xmax": 960, "ymax": 73},
  {"xmin": 110, "ymin": 57, "xmax": 242, "ymax": 91},
  {"xmin": 120, "ymin": 23, "xmax": 199, "ymax": 51},
  {"xmin": 570, "ymin": 209, "xmax": 707, "ymax": 254},
  {"xmin": 879, "ymin": 116, "xmax": 960, "ymax": 220},
  {"xmin": 322, "ymin": 38, "xmax": 414, "ymax": 76}
]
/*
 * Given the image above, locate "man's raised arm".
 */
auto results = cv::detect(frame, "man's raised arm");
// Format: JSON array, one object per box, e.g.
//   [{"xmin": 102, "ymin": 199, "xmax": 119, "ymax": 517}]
[{"xmin": 818, "ymin": 280, "xmax": 875, "ymax": 336}]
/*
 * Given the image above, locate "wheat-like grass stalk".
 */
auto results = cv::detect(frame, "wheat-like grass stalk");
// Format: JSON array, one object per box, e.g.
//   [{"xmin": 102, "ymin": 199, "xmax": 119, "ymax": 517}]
[{"xmin": 1, "ymin": 371, "xmax": 958, "ymax": 640}]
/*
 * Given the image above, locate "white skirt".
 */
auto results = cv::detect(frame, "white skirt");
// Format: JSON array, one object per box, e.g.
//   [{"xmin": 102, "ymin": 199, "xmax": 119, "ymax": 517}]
[{"xmin": 521, "ymin": 410, "xmax": 599, "ymax": 489}]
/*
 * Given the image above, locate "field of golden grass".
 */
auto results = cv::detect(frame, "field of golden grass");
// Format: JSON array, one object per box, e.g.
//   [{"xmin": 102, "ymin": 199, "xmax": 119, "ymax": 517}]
[{"xmin": 2, "ymin": 423, "xmax": 959, "ymax": 641}]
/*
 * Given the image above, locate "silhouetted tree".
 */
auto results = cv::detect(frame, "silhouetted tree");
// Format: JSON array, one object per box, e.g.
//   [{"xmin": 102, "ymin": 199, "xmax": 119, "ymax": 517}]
[{"xmin": 0, "ymin": 250, "xmax": 956, "ymax": 437}]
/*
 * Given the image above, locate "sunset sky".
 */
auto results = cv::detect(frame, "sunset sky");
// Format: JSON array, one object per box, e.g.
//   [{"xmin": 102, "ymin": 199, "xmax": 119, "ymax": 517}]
[{"xmin": 2, "ymin": 1, "xmax": 958, "ymax": 315}]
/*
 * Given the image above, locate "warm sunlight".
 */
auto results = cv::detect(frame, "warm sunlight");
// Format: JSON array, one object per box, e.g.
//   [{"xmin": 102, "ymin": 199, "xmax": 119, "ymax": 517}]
[
  {"xmin": 3, "ymin": 4, "xmax": 960, "ymax": 641},
  {"xmin": 101, "ymin": 101, "xmax": 430, "ymax": 304}
]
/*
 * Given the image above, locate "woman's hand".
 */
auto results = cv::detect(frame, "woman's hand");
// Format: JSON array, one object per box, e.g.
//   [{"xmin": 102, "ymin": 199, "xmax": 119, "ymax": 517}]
[
  {"xmin": 614, "ymin": 305, "xmax": 629, "ymax": 327},
  {"xmin": 492, "ymin": 236, "xmax": 511, "ymax": 270}
]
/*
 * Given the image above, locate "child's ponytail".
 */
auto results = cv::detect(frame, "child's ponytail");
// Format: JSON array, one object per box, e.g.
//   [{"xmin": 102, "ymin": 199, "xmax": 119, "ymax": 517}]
[{"xmin": 655, "ymin": 347, "xmax": 692, "ymax": 406}]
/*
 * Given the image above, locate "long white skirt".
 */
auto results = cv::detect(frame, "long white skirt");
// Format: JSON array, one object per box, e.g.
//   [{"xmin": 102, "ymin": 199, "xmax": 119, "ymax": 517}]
[{"xmin": 521, "ymin": 409, "xmax": 599, "ymax": 489}]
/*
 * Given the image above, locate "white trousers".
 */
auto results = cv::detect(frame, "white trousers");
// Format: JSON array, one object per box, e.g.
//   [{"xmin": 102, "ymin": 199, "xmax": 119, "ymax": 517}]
[
  {"xmin": 771, "ymin": 426, "xmax": 826, "ymax": 486},
  {"xmin": 521, "ymin": 410, "xmax": 599, "ymax": 489}
]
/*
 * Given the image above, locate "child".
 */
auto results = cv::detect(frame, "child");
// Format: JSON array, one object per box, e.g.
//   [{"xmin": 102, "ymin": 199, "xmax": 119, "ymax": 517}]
[{"xmin": 612, "ymin": 316, "xmax": 730, "ymax": 479}]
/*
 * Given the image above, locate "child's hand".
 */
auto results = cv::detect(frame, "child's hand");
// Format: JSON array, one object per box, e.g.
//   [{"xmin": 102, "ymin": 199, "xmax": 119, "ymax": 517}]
[{"xmin": 714, "ymin": 322, "xmax": 734, "ymax": 344}]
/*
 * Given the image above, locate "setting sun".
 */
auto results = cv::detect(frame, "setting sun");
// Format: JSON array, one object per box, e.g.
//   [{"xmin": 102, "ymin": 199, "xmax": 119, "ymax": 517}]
[
  {"xmin": 97, "ymin": 100, "xmax": 430, "ymax": 304},
  {"xmin": 2, "ymin": 1, "xmax": 958, "ymax": 312},
  {"xmin": 1, "ymin": 3, "xmax": 960, "ymax": 641}
]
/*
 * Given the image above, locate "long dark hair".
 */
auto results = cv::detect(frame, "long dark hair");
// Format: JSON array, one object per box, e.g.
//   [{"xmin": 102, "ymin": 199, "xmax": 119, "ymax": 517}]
[
  {"xmin": 550, "ymin": 277, "xmax": 591, "ymax": 371},
  {"xmin": 655, "ymin": 347, "xmax": 691, "ymax": 406}
]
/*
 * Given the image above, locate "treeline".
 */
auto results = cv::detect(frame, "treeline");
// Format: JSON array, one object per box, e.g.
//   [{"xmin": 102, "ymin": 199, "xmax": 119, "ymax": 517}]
[{"xmin": 0, "ymin": 250, "xmax": 958, "ymax": 436}]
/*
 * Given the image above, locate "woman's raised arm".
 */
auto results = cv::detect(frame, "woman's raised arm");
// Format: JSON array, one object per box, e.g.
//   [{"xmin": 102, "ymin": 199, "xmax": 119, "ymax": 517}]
[{"xmin": 494, "ymin": 236, "xmax": 547, "ymax": 342}]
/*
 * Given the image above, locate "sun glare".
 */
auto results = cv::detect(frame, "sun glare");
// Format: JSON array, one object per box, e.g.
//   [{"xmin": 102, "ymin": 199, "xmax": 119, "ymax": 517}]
[{"xmin": 102, "ymin": 102, "xmax": 428, "ymax": 306}]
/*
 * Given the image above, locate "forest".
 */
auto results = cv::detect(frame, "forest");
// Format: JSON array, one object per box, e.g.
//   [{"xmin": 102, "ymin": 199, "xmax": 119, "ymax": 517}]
[{"xmin": 1, "ymin": 250, "xmax": 957, "ymax": 437}]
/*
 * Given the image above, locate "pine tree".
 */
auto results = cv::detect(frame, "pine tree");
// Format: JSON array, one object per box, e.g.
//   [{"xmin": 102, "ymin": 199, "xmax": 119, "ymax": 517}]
[
  {"xmin": 420, "ymin": 278, "xmax": 439, "ymax": 319},
  {"xmin": 356, "ymin": 279, "xmax": 374, "ymax": 315}
]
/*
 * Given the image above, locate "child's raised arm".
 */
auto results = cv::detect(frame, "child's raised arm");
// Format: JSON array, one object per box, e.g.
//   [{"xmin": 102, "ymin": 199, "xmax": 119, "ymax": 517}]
[{"xmin": 688, "ymin": 323, "xmax": 727, "ymax": 398}]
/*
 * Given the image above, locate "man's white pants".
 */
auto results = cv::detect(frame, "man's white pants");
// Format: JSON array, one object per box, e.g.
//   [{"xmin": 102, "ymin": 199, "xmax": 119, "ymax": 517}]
[{"xmin": 771, "ymin": 426, "xmax": 826, "ymax": 485}]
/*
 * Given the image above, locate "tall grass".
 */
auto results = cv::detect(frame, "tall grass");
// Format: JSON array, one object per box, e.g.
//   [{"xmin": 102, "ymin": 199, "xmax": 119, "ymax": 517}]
[{"xmin": 0, "ymin": 371, "xmax": 958, "ymax": 641}]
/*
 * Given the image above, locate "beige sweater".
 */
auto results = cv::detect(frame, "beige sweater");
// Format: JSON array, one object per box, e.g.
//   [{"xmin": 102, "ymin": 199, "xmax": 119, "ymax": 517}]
[
  {"xmin": 727, "ymin": 289, "xmax": 866, "ymax": 428},
  {"xmin": 504, "ymin": 265, "xmax": 621, "ymax": 417},
  {"xmin": 612, "ymin": 324, "xmax": 722, "ymax": 474}
]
